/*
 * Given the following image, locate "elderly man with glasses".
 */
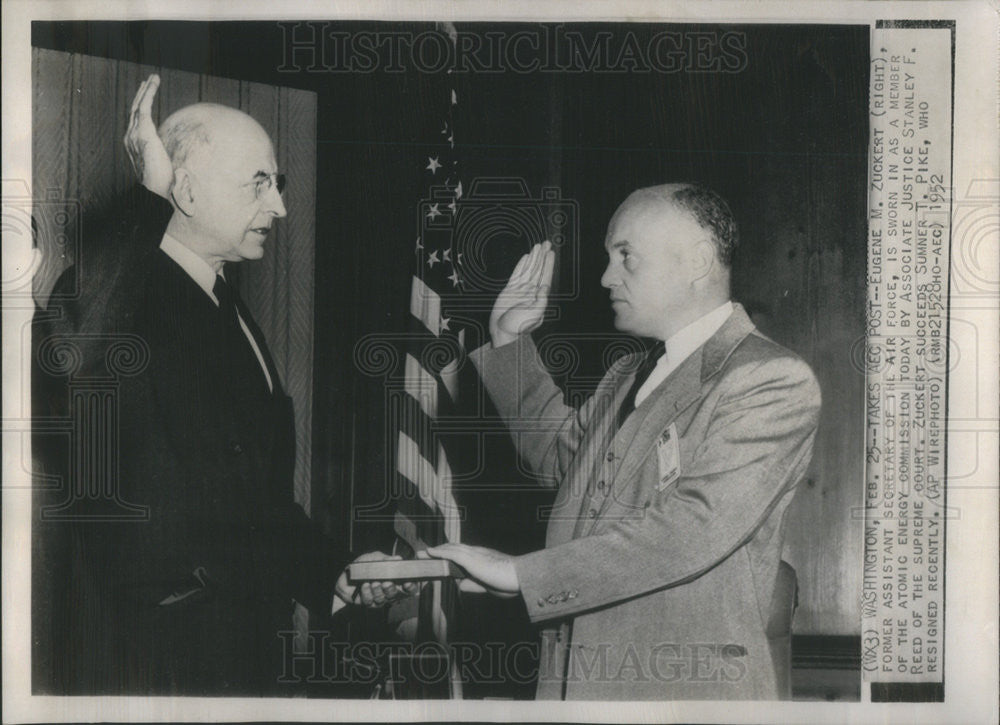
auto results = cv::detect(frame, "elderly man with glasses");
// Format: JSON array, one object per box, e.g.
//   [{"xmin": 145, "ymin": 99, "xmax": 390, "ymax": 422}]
[{"xmin": 45, "ymin": 76, "xmax": 408, "ymax": 696}]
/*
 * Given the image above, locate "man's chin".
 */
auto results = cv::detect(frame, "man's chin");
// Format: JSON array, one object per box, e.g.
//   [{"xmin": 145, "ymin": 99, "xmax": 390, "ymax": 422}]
[
  {"xmin": 611, "ymin": 313, "xmax": 631, "ymax": 332},
  {"xmin": 238, "ymin": 240, "xmax": 267, "ymax": 260}
]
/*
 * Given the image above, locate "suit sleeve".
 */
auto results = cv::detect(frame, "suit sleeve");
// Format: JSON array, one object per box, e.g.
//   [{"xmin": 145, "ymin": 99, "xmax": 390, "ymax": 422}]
[
  {"xmin": 512, "ymin": 355, "xmax": 821, "ymax": 622},
  {"xmin": 471, "ymin": 336, "xmax": 608, "ymax": 488},
  {"xmin": 274, "ymin": 503, "xmax": 349, "ymax": 616},
  {"xmin": 66, "ymin": 185, "xmax": 173, "ymax": 341}
]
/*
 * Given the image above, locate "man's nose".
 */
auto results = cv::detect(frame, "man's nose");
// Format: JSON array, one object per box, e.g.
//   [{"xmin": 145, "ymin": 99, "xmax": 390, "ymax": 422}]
[
  {"xmin": 600, "ymin": 263, "xmax": 615, "ymax": 289},
  {"xmin": 264, "ymin": 185, "xmax": 287, "ymax": 218}
]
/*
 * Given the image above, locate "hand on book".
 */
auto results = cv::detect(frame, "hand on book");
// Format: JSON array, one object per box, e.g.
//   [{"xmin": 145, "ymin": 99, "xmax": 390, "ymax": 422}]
[
  {"xmin": 424, "ymin": 543, "xmax": 520, "ymax": 598},
  {"xmin": 335, "ymin": 552, "xmax": 419, "ymax": 609}
]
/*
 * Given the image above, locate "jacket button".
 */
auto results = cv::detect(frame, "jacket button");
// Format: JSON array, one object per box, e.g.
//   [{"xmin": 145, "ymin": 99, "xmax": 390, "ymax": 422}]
[
  {"xmin": 597, "ymin": 479, "xmax": 606, "ymax": 490},
  {"xmin": 588, "ymin": 508, "xmax": 597, "ymax": 519},
  {"xmin": 231, "ymin": 442, "xmax": 243, "ymax": 454},
  {"xmin": 537, "ymin": 598, "xmax": 546, "ymax": 608},
  {"xmin": 606, "ymin": 451, "xmax": 614, "ymax": 461}
]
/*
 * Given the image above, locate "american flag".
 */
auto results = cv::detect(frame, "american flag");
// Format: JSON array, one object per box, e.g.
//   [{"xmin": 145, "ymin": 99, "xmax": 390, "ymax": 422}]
[{"xmin": 390, "ymin": 22, "xmax": 465, "ymax": 681}]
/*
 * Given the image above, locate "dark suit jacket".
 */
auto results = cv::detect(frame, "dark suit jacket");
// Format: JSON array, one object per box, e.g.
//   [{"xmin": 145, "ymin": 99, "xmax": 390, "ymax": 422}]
[{"xmin": 42, "ymin": 188, "xmax": 345, "ymax": 696}]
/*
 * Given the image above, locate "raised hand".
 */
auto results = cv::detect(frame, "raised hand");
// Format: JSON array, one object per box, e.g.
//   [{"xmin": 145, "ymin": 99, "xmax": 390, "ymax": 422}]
[
  {"xmin": 124, "ymin": 74, "xmax": 173, "ymax": 199},
  {"xmin": 489, "ymin": 240, "xmax": 555, "ymax": 348}
]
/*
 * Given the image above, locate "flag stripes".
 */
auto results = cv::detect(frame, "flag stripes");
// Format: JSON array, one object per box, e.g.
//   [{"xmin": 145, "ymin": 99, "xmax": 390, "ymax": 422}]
[{"xmin": 410, "ymin": 277, "xmax": 442, "ymax": 337}]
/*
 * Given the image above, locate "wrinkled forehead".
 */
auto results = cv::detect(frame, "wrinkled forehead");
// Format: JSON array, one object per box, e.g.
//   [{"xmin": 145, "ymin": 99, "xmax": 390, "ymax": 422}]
[
  {"xmin": 196, "ymin": 117, "xmax": 277, "ymax": 178},
  {"xmin": 605, "ymin": 195, "xmax": 680, "ymax": 246}
]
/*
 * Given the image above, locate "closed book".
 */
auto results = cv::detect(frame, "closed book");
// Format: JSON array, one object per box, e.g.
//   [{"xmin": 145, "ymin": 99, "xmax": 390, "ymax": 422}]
[{"xmin": 347, "ymin": 558, "xmax": 466, "ymax": 582}]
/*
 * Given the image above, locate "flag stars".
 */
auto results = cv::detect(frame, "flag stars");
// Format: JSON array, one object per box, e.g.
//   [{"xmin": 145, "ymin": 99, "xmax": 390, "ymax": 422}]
[
  {"xmin": 442, "ymin": 249, "xmax": 452, "ymax": 262},
  {"xmin": 426, "ymin": 203, "xmax": 442, "ymax": 220},
  {"xmin": 426, "ymin": 157, "xmax": 442, "ymax": 174},
  {"xmin": 448, "ymin": 270, "xmax": 461, "ymax": 287},
  {"xmin": 440, "ymin": 316, "xmax": 451, "ymax": 332},
  {"xmin": 415, "ymin": 236, "xmax": 424, "ymax": 251},
  {"xmin": 427, "ymin": 250, "xmax": 440, "ymax": 268}
]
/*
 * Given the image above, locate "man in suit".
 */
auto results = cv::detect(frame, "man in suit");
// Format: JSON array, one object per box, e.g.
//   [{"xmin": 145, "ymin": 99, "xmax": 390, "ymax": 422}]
[
  {"xmin": 42, "ymin": 76, "xmax": 408, "ymax": 695},
  {"xmin": 428, "ymin": 184, "xmax": 821, "ymax": 700}
]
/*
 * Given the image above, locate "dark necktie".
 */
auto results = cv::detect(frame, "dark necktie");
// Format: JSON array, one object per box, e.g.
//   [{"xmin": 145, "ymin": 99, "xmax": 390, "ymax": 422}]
[
  {"xmin": 615, "ymin": 340, "xmax": 666, "ymax": 430},
  {"xmin": 213, "ymin": 275, "xmax": 270, "ymax": 395}
]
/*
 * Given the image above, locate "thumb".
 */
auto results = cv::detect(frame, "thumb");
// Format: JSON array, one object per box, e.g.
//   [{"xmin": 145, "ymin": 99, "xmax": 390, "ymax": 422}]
[{"xmin": 457, "ymin": 578, "xmax": 488, "ymax": 594}]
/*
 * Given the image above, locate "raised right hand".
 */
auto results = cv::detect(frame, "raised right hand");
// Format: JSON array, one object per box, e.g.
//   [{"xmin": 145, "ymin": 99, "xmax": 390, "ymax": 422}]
[
  {"xmin": 489, "ymin": 240, "xmax": 555, "ymax": 348},
  {"xmin": 124, "ymin": 74, "xmax": 173, "ymax": 199}
]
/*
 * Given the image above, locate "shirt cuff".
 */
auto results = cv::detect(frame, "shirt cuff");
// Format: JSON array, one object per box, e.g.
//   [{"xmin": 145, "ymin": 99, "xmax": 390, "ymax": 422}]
[{"xmin": 331, "ymin": 593, "xmax": 350, "ymax": 616}]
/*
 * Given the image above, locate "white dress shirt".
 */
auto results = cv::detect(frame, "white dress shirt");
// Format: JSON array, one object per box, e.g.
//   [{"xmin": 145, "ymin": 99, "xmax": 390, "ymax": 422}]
[
  {"xmin": 159, "ymin": 233, "xmax": 273, "ymax": 391},
  {"xmin": 633, "ymin": 301, "xmax": 734, "ymax": 408}
]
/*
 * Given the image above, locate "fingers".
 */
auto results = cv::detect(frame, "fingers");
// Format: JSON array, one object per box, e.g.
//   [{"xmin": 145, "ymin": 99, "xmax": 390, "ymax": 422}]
[
  {"xmin": 130, "ymin": 74, "xmax": 160, "ymax": 124},
  {"xmin": 523, "ymin": 241, "xmax": 545, "ymax": 286},
  {"xmin": 458, "ymin": 578, "xmax": 488, "ymax": 594},
  {"xmin": 424, "ymin": 544, "xmax": 462, "ymax": 569},
  {"xmin": 362, "ymin": 579, "xmax": 418, "ymax": 608},
  {"xmin": 508, "ymin": 245, "xmax": 539, "ymax": 287},
  {"xmin": 127, "ymin": 75, "xmax": 161, "ymax": 153},
  {"xmin": 425, "ymin": 543, "xmax": 483, "ymax": 571},
  {"xmin": 129, "ymin": 77, "xmax": 145, "ymax": 123},
  {"xmin": 523, "ymin": 241, "xmax": 553, "ymax": 297},
  {"xmin": 139, "ymin": 74, "xmax": 160, "ymax": 118},
  {"xmin": 537, "ymin": 242, "xmax": 555, "ymax": 298},
  {"xmin": 359, "ymin": 582, "xmax": 381, "ymax": 607},
  {"xmin": 508, "ymin": 250, "xmax": 531, "ymax": 285},
  {"xmin": 355, "ymin": 550, "xmax": 398, "ymax": 563},
  {"xmin": 360, "ymin": 582, "xmax": 391, "ymax": 607},
  {"xmin": 424, "ymin": 543, "xmax": 458, "ymax": 559}
]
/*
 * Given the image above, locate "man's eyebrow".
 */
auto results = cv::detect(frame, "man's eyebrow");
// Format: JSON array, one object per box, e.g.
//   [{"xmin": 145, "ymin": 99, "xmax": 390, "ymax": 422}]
[
  {"xmin": 608, "ymin": 240, "xmax": 631, "ymax": 251},
  {"xmin": 251, "ymin": 170, "xmax": 272, "ymax": 180}
]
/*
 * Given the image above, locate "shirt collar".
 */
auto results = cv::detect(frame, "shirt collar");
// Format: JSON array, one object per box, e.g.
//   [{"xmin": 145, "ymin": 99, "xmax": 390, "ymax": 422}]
[
  {"xmin": 660, "ymin": 300, "xmax": 734, "ymax": 367},
  {"xmin": 159, "ymin": 233, "xmax": 221, "ymax": 305}
]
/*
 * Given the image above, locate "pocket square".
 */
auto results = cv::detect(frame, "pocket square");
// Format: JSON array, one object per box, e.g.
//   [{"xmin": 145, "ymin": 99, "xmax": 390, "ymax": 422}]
[{"xmin": 158, "ymin": 565, "xmax": 211, "ymax": 606}]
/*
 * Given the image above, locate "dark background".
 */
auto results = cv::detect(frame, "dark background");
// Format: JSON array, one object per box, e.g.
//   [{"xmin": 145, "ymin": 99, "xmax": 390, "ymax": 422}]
[{"xmin": 33, "ymin": 20, "xmax": 869, "ymax": 699}]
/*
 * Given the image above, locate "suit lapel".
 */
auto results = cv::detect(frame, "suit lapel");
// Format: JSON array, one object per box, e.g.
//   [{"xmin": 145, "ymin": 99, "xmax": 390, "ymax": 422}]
[
  {"xmin": 578, "ymin": 353, "xmax": 702, "ymax": 532},
  {"xmin": 232, "ymin": 294, "xmax": 283, "ymax": 397},
  {"xmin": 578, "ymin": 304, "xmax": 757, "ymax": 535}
]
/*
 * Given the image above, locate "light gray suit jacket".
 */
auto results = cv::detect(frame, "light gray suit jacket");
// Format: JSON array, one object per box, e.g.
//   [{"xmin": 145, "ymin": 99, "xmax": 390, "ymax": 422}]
[{"xmin": 471, "ymin": 304, "xmax": 821, "ymax": 700}]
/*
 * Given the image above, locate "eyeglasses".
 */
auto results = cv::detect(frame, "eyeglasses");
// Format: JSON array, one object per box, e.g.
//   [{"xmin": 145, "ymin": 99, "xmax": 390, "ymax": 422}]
[{"xmin": 242, "ymin": 172, "xmax": 286, "ymax": 201}]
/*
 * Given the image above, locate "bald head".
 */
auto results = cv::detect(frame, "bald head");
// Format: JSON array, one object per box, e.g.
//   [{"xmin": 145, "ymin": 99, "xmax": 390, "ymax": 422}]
[
  {"xmin": 618, "ymin": 183, "xmax": 738, "ymax": 268},
  {"xmin": 158, "ymin": 103, "xmax": 271, "ymax": 171},
  {"xmin": 159, "ymin": 103, "xmax": 286, "ymax": 271},
  {"xmin": 601, "ymin": 183, "xmax": 735, "ymax": 340}
]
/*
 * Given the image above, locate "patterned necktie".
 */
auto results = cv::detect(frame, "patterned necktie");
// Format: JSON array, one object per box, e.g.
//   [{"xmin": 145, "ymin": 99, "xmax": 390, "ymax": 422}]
[
  {"xmin": 615, "ymin": 340, "xmax": 666, "ymax": 430},
  {"xmin": 213, "ymin": 275, "xmax": 270, "ymax": 395}
]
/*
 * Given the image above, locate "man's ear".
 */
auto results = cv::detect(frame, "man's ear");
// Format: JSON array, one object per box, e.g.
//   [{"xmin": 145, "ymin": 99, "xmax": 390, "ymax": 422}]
[
  {"xmin": 689, "ymin": 238, "xmax": 717, "ymax": 284},
  {"xmin": 170, "ymin": 168, "xmax": 196, "ymax": 217}
]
